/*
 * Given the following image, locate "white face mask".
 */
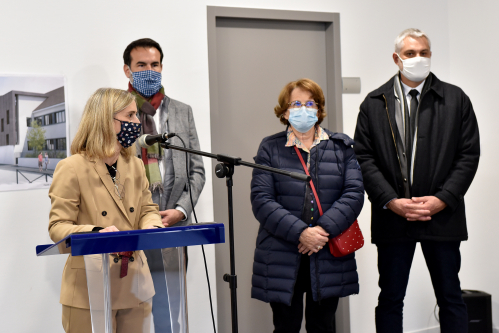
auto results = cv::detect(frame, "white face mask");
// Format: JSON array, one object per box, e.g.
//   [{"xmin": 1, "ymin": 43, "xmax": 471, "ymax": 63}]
[{"xmin": 397, "ymin": 55, "xmax": 431, "ymax": 82}]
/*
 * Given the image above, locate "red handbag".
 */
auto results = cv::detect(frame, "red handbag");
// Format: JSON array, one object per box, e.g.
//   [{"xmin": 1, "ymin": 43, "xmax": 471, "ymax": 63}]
[{"xmin": 294, "ymin": 146, "xmax": 364, "ymax": 257}]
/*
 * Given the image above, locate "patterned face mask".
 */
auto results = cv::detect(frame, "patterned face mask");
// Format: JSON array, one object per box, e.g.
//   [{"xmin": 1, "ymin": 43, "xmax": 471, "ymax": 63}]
[
  {"xmin": 115, "ymin": 119, "xmax": 141, "ymax": 148},
  {"xmin": 129, "ymin": 68, "xmax": 162, "ymax": 97}
]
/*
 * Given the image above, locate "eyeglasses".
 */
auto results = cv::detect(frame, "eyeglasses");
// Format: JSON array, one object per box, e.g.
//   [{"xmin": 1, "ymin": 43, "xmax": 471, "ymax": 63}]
[{"xmin": 288, "ymin": 100, "xmax": 318, "ymax": 109}]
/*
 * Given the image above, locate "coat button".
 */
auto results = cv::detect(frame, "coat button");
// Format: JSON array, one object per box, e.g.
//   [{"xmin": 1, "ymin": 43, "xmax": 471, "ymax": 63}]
[
  {"xmin": 130, "ymin": 207, "xmax": 134, "ymax": 213},
  {"xmin": 403, "ymin": 178, "xmax": 407, "ymax": 182},
  {"xmin": 102, "ymin": 211, "xmax": 107, "ymax": 216}
]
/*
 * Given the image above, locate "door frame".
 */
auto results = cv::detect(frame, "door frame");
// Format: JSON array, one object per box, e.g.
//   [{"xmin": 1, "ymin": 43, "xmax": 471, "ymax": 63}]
[
  {"xmin": 207, "ymin": 6, "xmax": 343, "ymax": 133},
  {"xmin": 207, "ymin": 6, "xmax": 349, "ymax": 333}
]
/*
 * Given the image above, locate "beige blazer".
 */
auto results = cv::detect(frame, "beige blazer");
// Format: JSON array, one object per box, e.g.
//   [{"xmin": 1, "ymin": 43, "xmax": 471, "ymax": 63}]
[{"xmin": 48, "ymin": 153, "xmax": 163, "ymax": 309}]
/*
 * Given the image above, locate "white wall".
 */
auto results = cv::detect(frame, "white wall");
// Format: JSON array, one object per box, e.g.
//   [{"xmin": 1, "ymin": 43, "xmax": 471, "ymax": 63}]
[
  {"xmin": 0, "ymin": 1, "xmax": 494, "ymax": 333},
  {"xmin": 0, "ymin": 145, "xmax": 15, "ymax": 164},
  {"xmin": 448, "ymin": 0, "xmax": 499, "ymax": 331},
  {"xmin": 16, "ymin": 96, "xmax": 45, "ymax": 155}
]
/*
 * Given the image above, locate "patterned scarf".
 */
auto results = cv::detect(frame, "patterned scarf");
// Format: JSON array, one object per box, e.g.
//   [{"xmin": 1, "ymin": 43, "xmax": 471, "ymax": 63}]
[
  {"xmin": 285, "ymin": 125, "xmax": 329, "ymax": 168},
  {"xmin": 128, "ymin": 83, "xmax": 165, "ymax": 193}
]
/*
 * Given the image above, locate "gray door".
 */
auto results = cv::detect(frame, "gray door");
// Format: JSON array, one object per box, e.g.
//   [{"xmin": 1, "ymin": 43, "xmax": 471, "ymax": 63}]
[{"xmin": 208, "ymin": 8, "xmax": 345, "ymax": 333}]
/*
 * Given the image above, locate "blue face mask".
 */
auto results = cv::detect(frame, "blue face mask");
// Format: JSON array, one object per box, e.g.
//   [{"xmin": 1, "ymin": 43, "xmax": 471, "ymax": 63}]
[
  {"xmin": 115, "ymin": 119, "xmax": 141, "ymax": 148},
  {"xmin": 288, "ymin": 107, "xmax": 318, "ymax": 133},
  {"xmin": 130, "ymin": 69, "xmax": 162, "ymax": 97}
]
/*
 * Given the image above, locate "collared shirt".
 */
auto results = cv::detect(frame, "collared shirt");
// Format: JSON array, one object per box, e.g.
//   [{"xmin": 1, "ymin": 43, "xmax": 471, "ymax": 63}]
[
  {"xmin": 285, "ymin": 125, "xmax": 329, "ymax": 169},
  {"xmin": 383, "ymin": 78, "xmax": 426, "ymax": 209},
  {"xmin": 153, "ymin": 99, "xmax": 165, "ymax": 178},
  {"xmin": 400, "ymin": 79, "xmax": 425, "ymax": 115}
]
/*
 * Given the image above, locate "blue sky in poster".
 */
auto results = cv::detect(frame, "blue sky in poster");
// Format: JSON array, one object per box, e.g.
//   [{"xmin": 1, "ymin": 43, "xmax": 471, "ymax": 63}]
[{"xmin": 0, "ymin": 75, "xmax": 64, "ymax": 95}]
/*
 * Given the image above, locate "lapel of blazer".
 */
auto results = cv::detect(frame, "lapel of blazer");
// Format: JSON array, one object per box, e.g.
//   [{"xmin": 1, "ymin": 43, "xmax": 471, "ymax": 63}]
[
  {"xmin": 116, "ymin": 154, "xmax": 135, "ymax": 228},
  {"xmin": 165, "ymin": 98, "xmax": 184, "ymax": 208},
  {"xmin": 166, "ymin": 97, "xmax": 177, "ymax": 133},
  {"xmin": 160, "ymin": 96, "xmax": 176, "ymax": 133},
  {"xmin": 92, "ymin": 155, "xmax": 131, "ymax": 225}
]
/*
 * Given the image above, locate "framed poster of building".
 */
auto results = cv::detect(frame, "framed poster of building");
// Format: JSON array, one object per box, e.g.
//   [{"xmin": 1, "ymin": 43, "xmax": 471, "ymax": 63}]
[{"xmin": 0, "ymin": 75, "xmax": 68, "ymax": 191}]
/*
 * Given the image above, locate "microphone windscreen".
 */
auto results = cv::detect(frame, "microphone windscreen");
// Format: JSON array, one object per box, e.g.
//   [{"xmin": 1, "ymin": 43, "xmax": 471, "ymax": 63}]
[{"xmin": 137, "ymin": 134, "xmax": 150, "ymax": 149}]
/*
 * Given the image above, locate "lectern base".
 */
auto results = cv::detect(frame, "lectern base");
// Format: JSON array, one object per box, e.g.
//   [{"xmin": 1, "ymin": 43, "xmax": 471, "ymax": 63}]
[{"xmin": 85, "ymin": 247, "xmax": 187, "ymax": 333}]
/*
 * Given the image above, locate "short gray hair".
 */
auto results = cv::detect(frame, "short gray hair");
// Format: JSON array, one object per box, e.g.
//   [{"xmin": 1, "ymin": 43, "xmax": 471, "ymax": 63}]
[{"xmin": 394, "ymin": 28, "xmax": 431, "ymax": 53}]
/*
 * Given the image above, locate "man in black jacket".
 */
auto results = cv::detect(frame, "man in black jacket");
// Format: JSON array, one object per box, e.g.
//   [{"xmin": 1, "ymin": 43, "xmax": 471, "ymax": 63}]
[{"xmin": 354, "ymin": 28, "xmax": 480, "ymax": 333}]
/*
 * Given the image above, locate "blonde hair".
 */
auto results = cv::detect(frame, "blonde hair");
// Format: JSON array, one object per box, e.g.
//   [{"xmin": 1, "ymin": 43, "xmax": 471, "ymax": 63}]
[
  {"xmin": 274, "ymin": 78, "xmax": 326, "ymax": 126},
  {"xmin": 71, "ymin": 88, "xmax": 136, "ymax": 160}
]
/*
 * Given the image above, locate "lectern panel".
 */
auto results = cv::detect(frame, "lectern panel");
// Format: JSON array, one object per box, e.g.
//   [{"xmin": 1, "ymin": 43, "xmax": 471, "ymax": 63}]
[{"xmin": 36, "ymin": 223, "xmax": 224, "ymax": 332}]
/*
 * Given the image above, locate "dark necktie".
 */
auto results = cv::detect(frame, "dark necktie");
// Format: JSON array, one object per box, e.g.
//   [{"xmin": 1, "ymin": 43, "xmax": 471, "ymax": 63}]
[
  {"xmin": 408, "ymin": 89, "xmax": 419, "ymax": 141},
  {"xmin": 405, "ymin": 89, "xmax": 419, "ymax": 179}
]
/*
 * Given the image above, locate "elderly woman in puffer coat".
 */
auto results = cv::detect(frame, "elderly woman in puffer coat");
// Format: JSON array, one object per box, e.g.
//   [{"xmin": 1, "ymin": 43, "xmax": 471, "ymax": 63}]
[{"xmin": 251, "ymin": 78, "xmax": 364, "ymax": 333}]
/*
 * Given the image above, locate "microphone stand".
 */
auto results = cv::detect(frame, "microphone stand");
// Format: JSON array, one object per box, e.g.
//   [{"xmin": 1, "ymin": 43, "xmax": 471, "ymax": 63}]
[{"xmin": 160, "ymin": 141, "xmax": 310, "ymax": 333}]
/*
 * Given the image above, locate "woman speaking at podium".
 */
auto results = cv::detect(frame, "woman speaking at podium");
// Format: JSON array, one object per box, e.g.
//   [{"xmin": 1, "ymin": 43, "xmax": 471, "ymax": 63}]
[{"xmin": 48, "ymin": 88, "xmax": 163, "ymax": 332}]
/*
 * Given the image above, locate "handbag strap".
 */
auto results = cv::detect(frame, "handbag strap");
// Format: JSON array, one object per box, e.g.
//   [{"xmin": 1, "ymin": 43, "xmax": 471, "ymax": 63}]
[{"xmin": 294, "ymin": 146, "xmax": 323, "ymax": 216}]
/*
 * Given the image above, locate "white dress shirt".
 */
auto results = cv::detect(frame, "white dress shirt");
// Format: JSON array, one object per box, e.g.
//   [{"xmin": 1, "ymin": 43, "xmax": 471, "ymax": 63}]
[{"xmin": 400, "ymin": 79, "xmax": 425, "ymax": 115}]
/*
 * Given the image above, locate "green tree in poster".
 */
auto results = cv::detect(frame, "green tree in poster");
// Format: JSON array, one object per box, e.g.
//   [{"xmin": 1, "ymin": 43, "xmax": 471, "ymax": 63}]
[{"xmin": 26, "ymin": 122, "xmax": 46, "ymax": 154}]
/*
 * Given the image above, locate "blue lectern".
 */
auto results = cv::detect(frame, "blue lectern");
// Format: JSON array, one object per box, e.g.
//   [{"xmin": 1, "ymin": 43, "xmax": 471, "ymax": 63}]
[{"xmin": 36, "ymin": 223, "xmax": 225, "ymax": 333}]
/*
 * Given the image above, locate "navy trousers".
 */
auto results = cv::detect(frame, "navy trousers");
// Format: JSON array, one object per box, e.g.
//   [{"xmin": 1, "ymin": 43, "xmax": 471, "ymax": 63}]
[
  {"xmin": 144, "ymin": 247, "xmax": 188, "ymax": 333},
  {"xmin": 375, "ymin": 241, "xmax": 468, "ymax": 333},
  {"xmin": 270, "ymin": 255, "xmax": 339, "ymax": 333}
]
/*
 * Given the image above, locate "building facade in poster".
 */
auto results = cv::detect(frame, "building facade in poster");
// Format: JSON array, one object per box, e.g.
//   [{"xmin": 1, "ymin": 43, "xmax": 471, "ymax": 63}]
[{"xmin": 0, "ymin": 87, "xmax": 66, "ymax": 165}]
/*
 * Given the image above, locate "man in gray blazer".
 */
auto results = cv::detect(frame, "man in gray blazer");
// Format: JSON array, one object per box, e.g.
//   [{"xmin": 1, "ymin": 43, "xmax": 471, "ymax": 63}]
[
  {"xmin": 123, "ymin": 38, "xmax": 206, "ymax": 332},
  {"xmin": 123, "ymin": 38, "xmax": 205, "ymax": 226}
]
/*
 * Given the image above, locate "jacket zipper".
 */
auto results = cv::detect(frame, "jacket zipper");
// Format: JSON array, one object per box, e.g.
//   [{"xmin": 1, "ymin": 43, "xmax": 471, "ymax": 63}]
[
  {"xmin": 299, "ymin": 149, "xmax": 308, "ymax": 220},
  {"xmin": 314, "ymin": 146, "xmax": 319, "ymax": 198},
  {"xmin": 382, "ymin": 94, "xmax": 403, "ymax": 176},
  {"xmin": 313, "ymin": 145, "xmax": 322, "ymax": 302}
]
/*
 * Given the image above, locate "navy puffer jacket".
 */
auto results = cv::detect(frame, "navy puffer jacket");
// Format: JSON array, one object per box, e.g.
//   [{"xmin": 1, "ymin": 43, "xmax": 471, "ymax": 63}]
[{"xmin": 251, "ymin": 128, "xmax": 364, "ymax": 305}]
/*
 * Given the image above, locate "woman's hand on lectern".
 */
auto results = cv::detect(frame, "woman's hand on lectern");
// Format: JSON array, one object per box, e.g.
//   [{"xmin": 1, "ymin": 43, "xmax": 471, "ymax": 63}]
[{"xmin": 99, "ymin": 225, "xmax": 120, "ymax": 233}]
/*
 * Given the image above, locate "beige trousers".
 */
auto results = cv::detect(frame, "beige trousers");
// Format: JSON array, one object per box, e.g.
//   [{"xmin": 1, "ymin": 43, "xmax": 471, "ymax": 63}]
[{"xmin": 62, "ymin": 299, "xmax": 152, "ymax": 333}]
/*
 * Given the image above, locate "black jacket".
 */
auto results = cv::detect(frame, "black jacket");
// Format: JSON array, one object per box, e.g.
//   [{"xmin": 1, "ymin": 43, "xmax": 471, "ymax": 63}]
[{"xmin": 354, "ymin": 73, "xmax": 480, "ymax": 243}]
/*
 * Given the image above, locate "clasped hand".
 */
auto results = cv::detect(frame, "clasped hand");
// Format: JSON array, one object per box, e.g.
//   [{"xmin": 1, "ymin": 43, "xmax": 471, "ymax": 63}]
[
  {"xmin": 160, "ymin": 209, "xmax": 185, "ymax": 227},
  {"xmin": 387, "ymin": 196, "xmax": 447, "ymax": 221},
  {"xmin": 298, "ymin": 226, "xmax": 329, "ymax": 256}
]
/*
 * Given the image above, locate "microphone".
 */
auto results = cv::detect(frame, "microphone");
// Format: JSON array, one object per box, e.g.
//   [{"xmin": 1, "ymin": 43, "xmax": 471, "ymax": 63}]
[{"xmin": 137, "ymin": 133, "xmax": 176, "ymax": 148}]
